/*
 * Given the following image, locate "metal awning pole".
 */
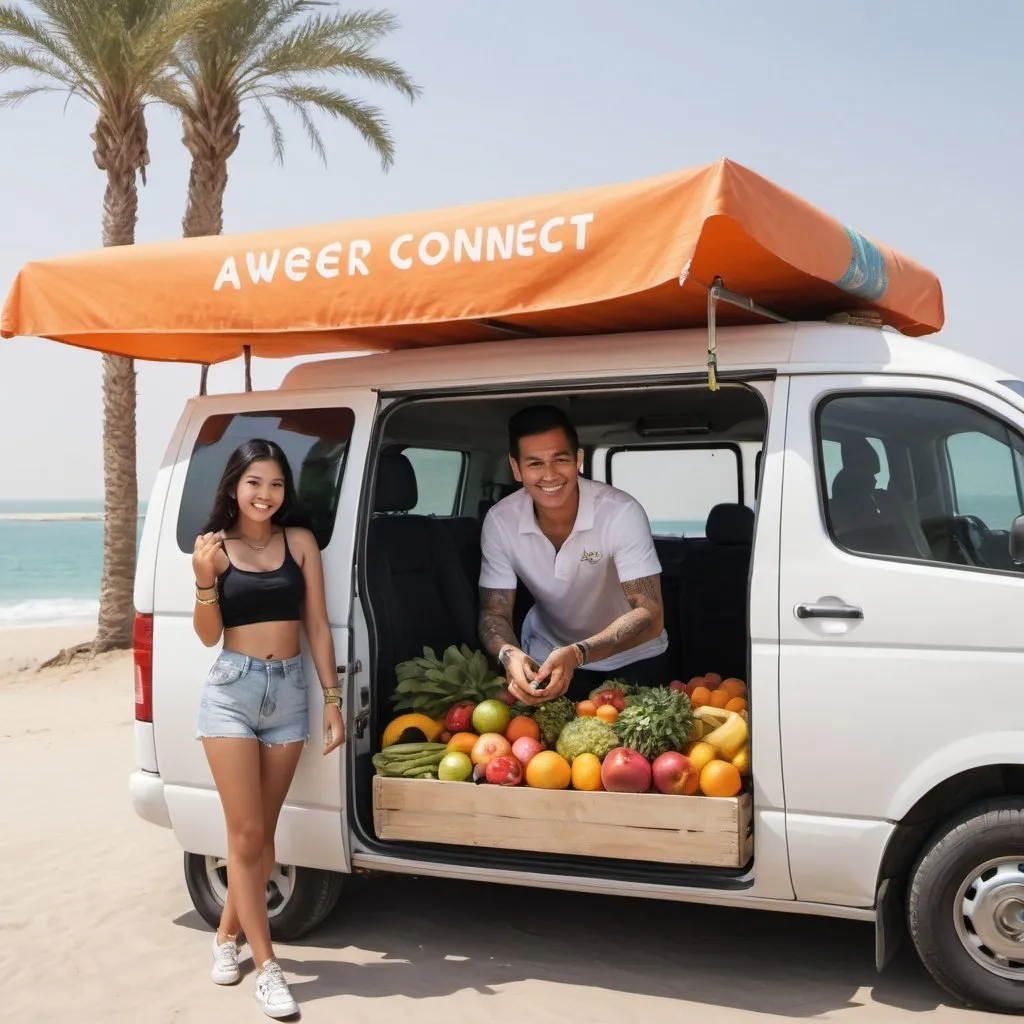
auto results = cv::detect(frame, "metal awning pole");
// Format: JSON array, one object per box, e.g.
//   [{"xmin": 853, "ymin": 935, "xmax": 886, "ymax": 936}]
[
  {"xmin": 243, "ymin": 345, "xmax": 252, "ymax": 392},
  {"xmin": 199, "ymin": 364, "xmax": 209, "ymax": 396}
]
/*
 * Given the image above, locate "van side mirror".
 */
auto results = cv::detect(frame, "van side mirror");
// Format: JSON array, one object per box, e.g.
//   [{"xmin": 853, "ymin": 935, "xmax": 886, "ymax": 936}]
[{"xmin": 1010, "ymin": 515, "xmax": 1024, "ymax": 564}]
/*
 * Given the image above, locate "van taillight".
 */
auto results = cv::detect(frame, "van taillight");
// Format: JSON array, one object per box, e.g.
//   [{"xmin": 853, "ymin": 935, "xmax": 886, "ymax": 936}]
[{"xmin": 133, "ymin": 612, "xmax": 153, "ymax": 722}]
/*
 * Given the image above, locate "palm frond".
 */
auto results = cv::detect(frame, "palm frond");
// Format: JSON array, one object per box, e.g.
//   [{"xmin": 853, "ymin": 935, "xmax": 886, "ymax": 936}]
[
  {"xmin": 256, "ymin": 94, "xmax": 285, "ymax": 164},
  {"xmin": 0, "ymin": 82, "xmax": 61, "ymax": 107},
  {"xmin": 270, "ymin": 82, "xmax": 394, "ymax": 169}
]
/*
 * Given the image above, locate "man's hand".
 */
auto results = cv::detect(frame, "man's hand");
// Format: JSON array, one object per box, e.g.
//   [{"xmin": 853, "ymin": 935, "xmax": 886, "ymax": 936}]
[
  {"xmin": 528, "ymin": 645, "xmax": 579, "ymax": 702},
  {"xmin": 504, "ymin": 649, "xmax": 545, "ymax": 705}
]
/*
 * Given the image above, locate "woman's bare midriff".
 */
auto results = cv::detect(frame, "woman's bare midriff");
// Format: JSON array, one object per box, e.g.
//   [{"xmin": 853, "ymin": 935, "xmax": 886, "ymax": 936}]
[{"xmin": 223, "ymin": 620, "xmax": 302, "ymax": 661}]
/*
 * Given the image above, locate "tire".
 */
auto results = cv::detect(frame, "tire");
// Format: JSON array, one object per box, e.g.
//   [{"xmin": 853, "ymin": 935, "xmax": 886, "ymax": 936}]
[
  {"xmin": 908, "ymin": 797, "xmax": 1024, "ymax": 1014},
  {"xmin": 183, "ymin": 852, "xmax": 345, "ymax": 942}
]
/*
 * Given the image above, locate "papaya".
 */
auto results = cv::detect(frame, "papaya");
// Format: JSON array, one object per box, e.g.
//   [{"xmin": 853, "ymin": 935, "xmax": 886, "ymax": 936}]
[{"xmin": 382, "ymin": 714, "xmax": 444, "ymax": 749}]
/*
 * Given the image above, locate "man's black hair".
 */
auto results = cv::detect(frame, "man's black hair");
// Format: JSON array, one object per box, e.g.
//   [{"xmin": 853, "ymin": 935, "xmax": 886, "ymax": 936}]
[{"xmin": 508, "ymin": 404, "xmax": 580, "ymax": 460}]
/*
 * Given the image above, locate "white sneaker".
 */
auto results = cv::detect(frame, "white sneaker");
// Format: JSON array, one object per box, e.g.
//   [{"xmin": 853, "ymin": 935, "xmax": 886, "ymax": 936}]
[
  {"xmin": 211, "ymin": 933, "xmax": 241, "ymax": 985},
  {"xmin": 253, "ymin": 960, "xmax": 299, "ymax": 1019}
]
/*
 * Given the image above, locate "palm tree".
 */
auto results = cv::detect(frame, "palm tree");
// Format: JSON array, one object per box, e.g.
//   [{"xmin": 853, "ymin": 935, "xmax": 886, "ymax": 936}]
[
  {"xmin": 0, "ymin": 0, "xmax": 216, "ymax": 656},
  {"xmin": 161, "ymin": 0, "xmax": 420, "ymax": 241}
]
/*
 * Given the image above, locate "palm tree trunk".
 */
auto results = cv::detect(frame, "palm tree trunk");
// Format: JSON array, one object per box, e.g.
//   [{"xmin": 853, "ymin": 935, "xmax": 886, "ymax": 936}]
[
  {"xmin": 93, "ymin": 160, "xmax": 141, "ymax": 652},
  {"xmin": 182, "ymin": 151, "xmax": 229, "ymax": 237}
]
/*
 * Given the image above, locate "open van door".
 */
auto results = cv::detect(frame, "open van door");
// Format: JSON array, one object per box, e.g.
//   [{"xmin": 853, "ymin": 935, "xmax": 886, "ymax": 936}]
[{"xmin": 149, "ymin": 386, "xmax": 379, "ymax": 886}]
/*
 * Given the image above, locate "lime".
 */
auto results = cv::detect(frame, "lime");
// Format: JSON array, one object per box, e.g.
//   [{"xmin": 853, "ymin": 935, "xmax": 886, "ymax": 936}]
[
  {"xmin": 472, "ymin": 698, "xmax": 511, "ymax": 736},
  {"xmin": 437, "ymin": 751, "xmax": 473, "ymax": 782}
]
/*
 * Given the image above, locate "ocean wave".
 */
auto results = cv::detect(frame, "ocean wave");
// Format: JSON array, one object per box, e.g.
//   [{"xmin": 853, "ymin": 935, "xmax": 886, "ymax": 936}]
[{"xmin": 0, "ymin": 598, "xmax": 100, "ymax": 629}]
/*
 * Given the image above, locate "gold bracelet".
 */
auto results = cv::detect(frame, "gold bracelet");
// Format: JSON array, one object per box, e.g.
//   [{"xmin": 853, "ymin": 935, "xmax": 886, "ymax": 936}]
[
  {"xmin": 322, "ymin": 686, "xmax": 342, "ymax": 708},
  {"xmin": 195, "ymin": 592, "xmax": 219, "ymax": 605}
]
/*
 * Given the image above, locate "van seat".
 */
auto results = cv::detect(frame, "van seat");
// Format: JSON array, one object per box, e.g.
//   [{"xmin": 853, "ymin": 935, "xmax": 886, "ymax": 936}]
[
  {"xmin": 434, "ymin": 515, "xmax": 482, "ymax": 591},
  {"xmin": 366, "ymin": 453, "xmax": 479, "ymax": 705},
  {"xmin": 677, "ymin": 503, "xmax": 753, "ymax": 680}
]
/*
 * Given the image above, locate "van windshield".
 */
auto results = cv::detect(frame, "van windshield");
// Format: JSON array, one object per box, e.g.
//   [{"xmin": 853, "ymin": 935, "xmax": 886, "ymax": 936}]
[{"xmin": 998, "ymin": 379, "xmax": 1024, "ymax": 401}]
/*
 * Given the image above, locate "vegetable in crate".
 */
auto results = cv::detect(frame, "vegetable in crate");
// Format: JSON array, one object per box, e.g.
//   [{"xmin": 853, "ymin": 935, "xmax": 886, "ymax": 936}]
[
  {"xmin": 614, "ymin": 686, "xmax": 694, "ymax": 760},
  {"xmin": 528, "ymin": 696, "xmax": 576, "ymax": 747},
  {"xmin": 555, "ymin": 717, "xmax": 620, "ymax": 763},
  {"xmin": 372, "ymin": 742, "xmax": 448, "ymax": 778},
  {"xmin": 391, "ymin": 645, "xmax": 504, "ymax": 720}
]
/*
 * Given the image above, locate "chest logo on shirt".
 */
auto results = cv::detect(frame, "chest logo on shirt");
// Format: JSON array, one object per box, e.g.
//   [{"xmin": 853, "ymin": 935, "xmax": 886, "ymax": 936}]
[{"xmin": 580, "ymin": 549, "xmax": 603, "ymax": 564}]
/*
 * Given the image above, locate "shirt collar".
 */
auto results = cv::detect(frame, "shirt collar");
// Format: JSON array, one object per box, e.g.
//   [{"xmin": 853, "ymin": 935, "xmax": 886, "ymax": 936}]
[{"xmin": 517, "ymin": 476, "xmax": 595, "ymax": 535}]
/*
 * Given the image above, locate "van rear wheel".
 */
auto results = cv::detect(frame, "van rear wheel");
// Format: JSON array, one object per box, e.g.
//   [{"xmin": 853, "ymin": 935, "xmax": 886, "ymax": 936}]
[
  {"xmin": 908, "ymin": 798, "xmax": 1024, "ymax": 1013},
  {"xmin": 183, "ymin": 852, "xmax": 344, "ymax": 942}
]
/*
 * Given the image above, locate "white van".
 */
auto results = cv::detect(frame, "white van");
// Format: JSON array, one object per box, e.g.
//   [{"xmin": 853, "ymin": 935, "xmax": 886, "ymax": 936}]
[{"xmin": 130, "ymin": 320, "xmax": 1024, "ymax": 1014}]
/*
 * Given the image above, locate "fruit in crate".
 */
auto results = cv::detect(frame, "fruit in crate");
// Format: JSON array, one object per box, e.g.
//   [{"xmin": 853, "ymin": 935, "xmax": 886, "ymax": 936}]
[
  {"xmin": 601, "ymin": 747, "xmax": 652, "ymax": 792},
  {"xmin": 372, "ymin": 742, "xmax": 448, "ymax": 777},
  {"xmin": 511, "ymin": 736, "xmax": 545, "ymax": 766},
  {"xmin": 381, "ymin": 714, "xmax": 445, "ymax": 749},
  {"xmin": 444, "ymin": 701, "xmax": 476, "ymax": 734},
  {"xmin": 614, "ymin": 686, "xmax": 693, "ymax": 759},
  {"xmin": 472, "ymin": 698, "xmax": 512, "ymax": 736},
  {"xmin": 446, "ymin": 732, "xmax": 478, "ymax": 755},
  {"xmin": 576, "ymin": 700, "xmax": 597, "ymax": 717},
  {"xmin": 471, "ymin": 733, "xmax": 513, "ymax": 766},
  {"xmin": 693, "ymin": 707, "xmax": 748, "ymax": 760},
  {"xmin": 700, "ymin": 759, "xmax": 742, "ymax": 797},
  {"xmin": 651, "ymin": 751, "xmax": 700, "ymax": 795},
  {"xmin": 571, "ymin": 752, "xmax": 604, "ymax": 791},
  {"xmin": 504, "ymin": 715, "xmax": 540, "ymax": 744},
  {"xmin": 731, "ymin": 745, "xmax": 750, "ymax": 776},
  {"xmin": 555, "ymin": 717, "xmax": 620, "ymax": 763},
  {"xmin": 391, "ymin": 645, "xmax": 504, "ymax": 719},
  {"xmin": 529, "ymin": 696, "xmax": 576, "ymax": 747},
  {"xmin": 669, "ymin": 680, "xmax": 687, "ymax": 695},
  {"xmin": 719, "ymin": 678, "xmax": 747, "ymax": 699},
  {"xmin": 683, "ymin": 740, "xmax": 717, "ymax": 773},
  {"xmin": 485, "ymin": 755, "xmax": 524, "ymax": 786},
  {"xmin": 590, "ymin": 685, "xmax": 629, "ymax": 711},
  {"xmin": 525, "ymin": 750, "xmax": 572, "ymax": 789},
  {"xmin": 689, "ymin": 686, "xmax": 712, "ymax": 707},
  {"xmin": 438, "ymin": 751, "xmax": 474, "ymax": 782},
  {"xmin": 595, "ymin": 705, "xmax": 618, "ymax": 723}
]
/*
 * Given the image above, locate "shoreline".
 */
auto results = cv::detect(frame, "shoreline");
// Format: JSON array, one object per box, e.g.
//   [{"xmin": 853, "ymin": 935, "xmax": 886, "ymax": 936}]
[{"xmin": 0, "ymin": 512, "xmax": 146, "ymax": 521}]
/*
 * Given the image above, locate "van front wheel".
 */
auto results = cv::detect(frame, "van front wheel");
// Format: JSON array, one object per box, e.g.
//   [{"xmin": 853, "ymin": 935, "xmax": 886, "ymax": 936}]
[
  {"xmin": 908, "ymin": 798, "xmax": 1024, "ymax": 1013},
  {"xmin": 183, "ymin": 852, "xmax": 344, "ymax": 942}
]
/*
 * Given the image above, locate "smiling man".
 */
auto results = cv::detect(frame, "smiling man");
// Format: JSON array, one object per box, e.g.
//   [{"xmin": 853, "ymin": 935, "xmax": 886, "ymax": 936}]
[{"xmin": 478, "ymin": 404, "xmax": 669, "ymax": 705}]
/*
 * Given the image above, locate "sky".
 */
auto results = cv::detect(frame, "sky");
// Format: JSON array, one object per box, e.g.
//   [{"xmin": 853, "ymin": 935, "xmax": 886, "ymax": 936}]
[{"xmin": 1, "ymin": 0, "xmax": 1023, "ymax": 500}]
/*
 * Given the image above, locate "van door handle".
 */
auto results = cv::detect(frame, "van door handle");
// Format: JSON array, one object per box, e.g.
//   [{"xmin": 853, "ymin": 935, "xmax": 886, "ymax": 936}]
[{"xmin": 795, "ymin": 602, "xmax": 863, "ymax": 620}]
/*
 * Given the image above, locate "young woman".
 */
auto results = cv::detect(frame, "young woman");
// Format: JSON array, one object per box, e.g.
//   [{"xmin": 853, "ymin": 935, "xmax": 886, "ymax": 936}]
[{"xmin": 191, "ymin": 438, "xmax": 345, "ymax": 1020}]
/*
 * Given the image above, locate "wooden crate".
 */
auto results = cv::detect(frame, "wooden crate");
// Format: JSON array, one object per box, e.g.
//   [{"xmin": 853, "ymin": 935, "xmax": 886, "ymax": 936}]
[{"xmin": 373, "ymin": 775, "xmax": 753, "ymax": 868}]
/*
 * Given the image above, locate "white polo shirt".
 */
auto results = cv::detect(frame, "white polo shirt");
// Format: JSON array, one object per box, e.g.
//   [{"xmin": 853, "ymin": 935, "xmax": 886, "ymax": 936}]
[{"xmin": 479, "ymin": 477, "xmax": 669, "ymax": 672}]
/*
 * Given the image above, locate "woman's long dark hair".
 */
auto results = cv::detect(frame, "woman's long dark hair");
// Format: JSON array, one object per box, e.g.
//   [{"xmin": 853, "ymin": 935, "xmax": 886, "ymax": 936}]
[{"xmin": 203, "ymin": 439, "xmax": 305, "ymax": 534}]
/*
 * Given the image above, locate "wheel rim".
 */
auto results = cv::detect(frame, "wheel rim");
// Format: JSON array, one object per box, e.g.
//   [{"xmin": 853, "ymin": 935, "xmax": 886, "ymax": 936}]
[
  {"xmin": 954, "ymin": 856, "xmax": 1024, "ymax": 980},
  {"xmin": 203, "ymin": 856, "xmax": 296, "ymax": 920}
]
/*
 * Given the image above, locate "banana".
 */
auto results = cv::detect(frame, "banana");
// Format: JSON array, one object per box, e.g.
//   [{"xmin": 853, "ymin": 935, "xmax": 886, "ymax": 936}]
[{"xmin": 695, "ymin": 707, "xmax": 748, "ymax": 760}]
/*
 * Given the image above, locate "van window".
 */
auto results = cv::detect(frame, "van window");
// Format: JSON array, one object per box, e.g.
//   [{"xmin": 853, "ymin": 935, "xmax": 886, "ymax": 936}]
[
  {"xmin": 607, "ymin": 445, "xmax": 742, "ymax": 537},
  {"xmin": 176, "ymin": 407, "xmax": 355, "ymax": 553},
  {"xmin": 402, "ymin": 447, "xmax": 466, "ymax": 516},
  {"xmin": 818, "ymin": 393, "xmax": 1024, "ymax": 573}
]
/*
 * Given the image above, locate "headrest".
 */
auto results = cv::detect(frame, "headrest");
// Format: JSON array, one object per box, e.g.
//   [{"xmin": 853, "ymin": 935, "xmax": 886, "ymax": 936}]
[
  {"xmin": 374, "ymin": 452, "xmax": 418, "ymax": 513},
  {"xmin": 705, "ymin": 503, "xmax": 754, "ymax": 545},
  {"xmin": 840, "ymin": 437, "xmax": 880, "ymax": 478}
]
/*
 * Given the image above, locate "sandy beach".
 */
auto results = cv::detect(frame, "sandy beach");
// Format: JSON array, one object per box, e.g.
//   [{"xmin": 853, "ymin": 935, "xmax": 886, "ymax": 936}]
[{"xmin": 0, "ymin": 626, "xmax": 1003, "ymax": 1023}]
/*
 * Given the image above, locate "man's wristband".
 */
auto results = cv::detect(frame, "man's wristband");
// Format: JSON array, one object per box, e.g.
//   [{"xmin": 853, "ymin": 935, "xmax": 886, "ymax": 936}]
[
  {"xmin": 498, "ymin": 645, "xmax": 517, "ymax": 670},
  {"xmin": 573, "ymin": 641, "xmax": 589, "ymax": 666}
]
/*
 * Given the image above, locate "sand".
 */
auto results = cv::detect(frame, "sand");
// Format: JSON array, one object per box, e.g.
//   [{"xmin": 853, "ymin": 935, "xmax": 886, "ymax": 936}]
[{"xmin": 0, "ymin": 626, "xmax": 1001, "ymax": 1023}]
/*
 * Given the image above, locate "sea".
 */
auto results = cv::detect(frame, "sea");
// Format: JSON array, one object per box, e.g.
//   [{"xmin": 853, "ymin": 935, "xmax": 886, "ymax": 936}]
[
  {"xmin": 0, "ymin": 500, "xmax": 146, "ymax": 630},
  {"xmin": 0, "ymin": 499, "xmax": 697, "ymax": 631}
]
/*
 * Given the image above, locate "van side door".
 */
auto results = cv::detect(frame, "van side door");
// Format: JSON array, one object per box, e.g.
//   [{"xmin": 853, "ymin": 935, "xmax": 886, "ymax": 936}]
[
  {"xmin": 778, "ymin": 373, "xmax": 1024, "ymax": 908},
  {"xmin": 151, "ymin": 388, "xmax": 378, "ymax": 872}
]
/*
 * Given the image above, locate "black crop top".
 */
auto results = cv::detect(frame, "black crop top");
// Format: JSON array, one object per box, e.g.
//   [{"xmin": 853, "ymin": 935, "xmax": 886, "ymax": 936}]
[{"xmin": 217, "ymin": 531, "xmax": 306, "ymax": 629}]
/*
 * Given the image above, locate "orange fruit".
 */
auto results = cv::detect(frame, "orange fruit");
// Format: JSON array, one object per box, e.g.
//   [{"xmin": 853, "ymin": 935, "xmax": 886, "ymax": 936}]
[
  {"xmin": 571, "ymin": 752, "xmax": 603, "ymax": 791},
  {"xmin": 690, "ymin": 686, "xmax": 712, "ymax": 707},
  {"xmin": 525, "ymin": 750, "xmax": 572, "ymax": 789},
  {"xmin": 719, "ymin": 678, "xmax": 747, "ymax": 699},
  {"xmin": 708, "ymin": 689, "xmax": 731, "ymax": 709},
  {"xmin": 684, "ymin": 740, "xmax": 717, "ymax": 773},
  {"xmin": 505, "ymin": 716, "xmax": 541, "ymax": 743},
  {"xmin": 700, "ymin": 759, "xmax": 742, "ymax": 798},
  {"xmin": 576, "ymin": 700, "xmax": 597, "ymax": 717},
  {"xmin": 446, "ymin": 732, "xmax": 478, "ymax": 755},
  {"xmin": 595, "ymin": 704, "xmax": 619, "ymax": 724},
  {"xmin": 725, "ymin": 696, "xmax": 747, "ymax": 714},
  {"xmin": 703, "ymin": 672, "xmax": 722, "ymax": 687}
]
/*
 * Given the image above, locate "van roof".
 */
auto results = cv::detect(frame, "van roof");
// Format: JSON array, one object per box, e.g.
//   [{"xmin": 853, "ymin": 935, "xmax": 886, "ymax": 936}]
[{"xmin": 279, "ymin": 322, "xmax": 1018, "ymax": 395}]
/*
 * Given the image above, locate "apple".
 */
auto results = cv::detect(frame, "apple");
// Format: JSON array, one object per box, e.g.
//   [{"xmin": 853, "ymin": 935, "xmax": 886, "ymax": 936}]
[
  {"xmin": 511, "ymin": 736, "xmax": 545, "ymax": 767},
  {"xmin": 651, "ymin": 751, "xmax": 699, "ymax": 795},
  {"xmin": 444, "ymin": 701, "xmax": 476, "ymax": 734},
  {"xmin": 470, "ymin": 732, "xmax": 513, "ymax": 766},
  {"xmin": 472, "ymin": 699, "xmax": 512, "ymax": 735},
  {"xmin": 497, "ymin": 687, "xmax": 518, "ymax": 707},
  {"xmin": 485, "ymin": 755, "xmax": 524, "ymax": 786},
  {"xmin": 600, "ymin": 747, "xmax": 652, "ymax": 793},
  {"xmin": 438, "ymin": 751, "xmax": 473, "ymax": 782}
]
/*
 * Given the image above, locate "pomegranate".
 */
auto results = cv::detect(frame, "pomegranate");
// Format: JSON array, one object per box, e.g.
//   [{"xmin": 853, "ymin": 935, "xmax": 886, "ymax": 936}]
[
  {"xmin": 444, "ymin": 701, "xmax": 476, "ymax": 734},
  {"xmin": 485, "ymin": 755, "xmax": 524, "ymax": 786},
  {"xmin": 651, "ymin": 751, "xmax": 699, "ymax": 795},
  {"xmin": 591, "ymin": 688, "xmax": 627, "ymax": 711},
  {"xmin": 511, "ymin": 736, "xmax": 545, "ymax": 767},
  {"xmin": 600, "ymin": 747, "xmax": 652, "ymax": 793}
]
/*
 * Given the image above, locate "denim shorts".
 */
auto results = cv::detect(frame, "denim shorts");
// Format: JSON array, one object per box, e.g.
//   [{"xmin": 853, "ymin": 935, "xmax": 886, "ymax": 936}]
[{"xmin": 195, "ymin": 650, "xmax": 309, "ymax": 746}]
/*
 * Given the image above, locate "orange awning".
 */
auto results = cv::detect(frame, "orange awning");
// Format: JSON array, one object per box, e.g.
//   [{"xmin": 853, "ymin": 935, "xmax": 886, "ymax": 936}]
[{"xmin": 0, "ymin": 157, "xmax": 944, "ymax": 364}]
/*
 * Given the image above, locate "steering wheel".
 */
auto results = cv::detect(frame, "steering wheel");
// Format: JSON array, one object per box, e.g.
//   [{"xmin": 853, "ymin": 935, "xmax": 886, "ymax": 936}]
[{"xmin": 952, "ymin": 514, "xmax": 992, "ymax": 563}]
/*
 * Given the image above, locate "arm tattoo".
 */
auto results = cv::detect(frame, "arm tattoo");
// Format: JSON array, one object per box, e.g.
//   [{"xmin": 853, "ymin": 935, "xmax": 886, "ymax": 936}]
[
  {"xmin": 478, "ymin": 587, "xmax": 520, "ymax": 659},
  {"xmin": 580, "ymin": 575, "xmax": 664, "ymax": 658}
]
